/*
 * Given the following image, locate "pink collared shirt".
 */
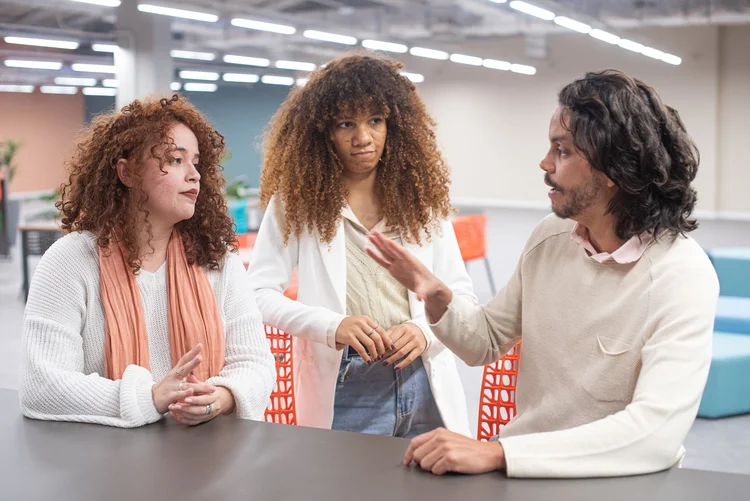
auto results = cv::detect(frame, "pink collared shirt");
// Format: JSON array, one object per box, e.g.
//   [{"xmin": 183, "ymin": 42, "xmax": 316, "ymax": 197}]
[{"xmin": 570, "ymin": 223, "xmax": 654, "ymax": 264}]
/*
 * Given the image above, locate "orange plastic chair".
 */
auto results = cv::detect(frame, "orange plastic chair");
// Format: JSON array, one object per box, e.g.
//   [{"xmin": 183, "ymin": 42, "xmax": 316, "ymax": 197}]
[
  {"xmin": 477, "ymin": 342, "xmax": 522, "ymax": 441},
  {"xmin": 236, "ymin": 232, "xmax": 257, "ymax": 249},
  {"xmin": 264, "ymin": 324, "xmax": 297, "ymax": 425},
  {"xmin": 452, "ymin": 215, "xmax": 496, "ymax": 296}
]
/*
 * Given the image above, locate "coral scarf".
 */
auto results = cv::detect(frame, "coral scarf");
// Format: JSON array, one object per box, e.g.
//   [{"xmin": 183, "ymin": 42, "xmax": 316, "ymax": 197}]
[{"xmin": 98, "ymin": 231, "xmax": 225, "ymax": 381}]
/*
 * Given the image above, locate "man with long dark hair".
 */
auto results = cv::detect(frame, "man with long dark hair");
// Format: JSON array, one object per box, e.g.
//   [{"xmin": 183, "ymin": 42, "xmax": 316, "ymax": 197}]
[{"xmin": 368, "ymin": 69, "xmax": 720, "ymax": 477}]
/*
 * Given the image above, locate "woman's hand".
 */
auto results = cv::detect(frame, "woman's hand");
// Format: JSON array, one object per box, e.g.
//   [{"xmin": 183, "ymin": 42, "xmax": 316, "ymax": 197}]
[
  {"xmin": 382, "ymin": 323, "xmax": 428, "ymax": 370},
  {"xmin": 335, "ymin": 315, "xmax": 394, "ymax": 363},
  {"xmin": 169, "ymin": 375, "xmax": 235, "ymax": 426},
  {"xmin": 152, "ymin": 344, "xmax": 204, "ymax": 414}
]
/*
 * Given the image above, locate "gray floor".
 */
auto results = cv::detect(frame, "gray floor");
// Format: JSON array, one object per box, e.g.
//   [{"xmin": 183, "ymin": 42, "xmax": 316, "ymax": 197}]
[{"xmin": 1, "ymin": 245, "xmax": 749, "ymax": 476}]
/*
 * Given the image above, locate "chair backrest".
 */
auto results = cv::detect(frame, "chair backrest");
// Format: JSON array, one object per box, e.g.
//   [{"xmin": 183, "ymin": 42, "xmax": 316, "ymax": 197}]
[
  {"xmin": 264, "ymin": 325, "xmax": 297, "ymax": 425},
  {"xmin": 452, "ymin": 215, "xmax": 488, "ymax": 262},
  {"xmin": 477, "ymin": 341, "xmax": 521, "ymax": 441}
]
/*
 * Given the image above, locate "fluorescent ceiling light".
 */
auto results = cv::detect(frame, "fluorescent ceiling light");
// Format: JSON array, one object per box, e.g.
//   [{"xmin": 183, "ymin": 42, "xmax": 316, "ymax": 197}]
[
  {"xmin": 102, "ymin": 79, "xmax": 118, "ymax": 87},
  {"xmin": 0, "ymin": 84, "xmax": 34, "ymax": 93},
  {"xmin": 72, "ymin": 63, "xmax": 117, "ymax": 73},
  {"xmin": 509, "ymin": 1, "xmax": 555, "ymax": 21},
  {"xmin": 82, "ymin": 87, "xmax": 117, "ymax": 96},
  {"xmin": 618, "ymin": 39, "xmax": 644, "ymax": 53},
  {"xmin": 482, "ymin": 58, "xmax": 511, "ymax": 71},
  {"xmin": 409, "ymin": 47, "xmax": 449, "ymax": 60},
  {"xmin": 640, "ymin": 47, "xmax": 665, "ymax": 60},
  {"xmin": 69, "ymin": 0, "xmax": 121, "ymax": 6},
  {"xmin": 222, "ymin": 73, "xmax": 259, "ymax": 83},
  {"xmin": 449, "ymin": 53, "xmax": 483, "ymax": 66},
  {"xmin": 178, "ymin": 70, "xmax": 219, "ymax": 81},
  {"xmin": 303, "ymin": 30, "xmax": 356, "ymax": 45},
  {"xmin": 661, "ymin": 53, "xmax": 682, "ymax": 65},
  {"xmin": 40, "ymin": 86, "xmax": 78, "ymax": 95},
  {"xmin": 183, "ymin": 82, "xmax": 217, "ymax": 92},
  {"xmin": 361, "ymin": 39, "xmax": 407, "ymax": 53},
  {"xmin": 54, "ymin": 77, "xmax": 97, "ymax": 86},
  {"xmin": 137, "ymin": 3, "xmax": 218, "ymax": 22},
  {"xmin": 92, "ymin": 43, "xmax": 118, "ymax": 52},
  {"xmin": 296, "ymin": 78, "xmax": 309, "ymax": 86},
  {"xmin": 170, "ymin": 81, "xmax": 181, "ymax": 91},
  {"xmin": 4, "ymin": 60, "xmax": 63, "ymax": 70},
  {"xmin": 5, "ymin": 36, "xmax": 79, "ymax": 50},
  {"xmin": 275, "ymin": 60, "xmax": 316, "ymax": 71},
  {"xmin": 261, "ymin": 75, "xmax": 294, "ymax": 86},
  {"xmin": 589, "ymin": 29, "xmax": 620, "ymax": 44},
  {"xmin": 400, "ymin": 72, "xmax": 424, "ymax": 83},
  {"xmin": 510, "ymin": 63, "xmax": 536, "ymax": 75},
  {"xmin": 223, "ymin": 54, "xmax": 270, "ymax": 67},
  {"xmin": 231, "ymin": 18, "xmax": 295, "ymax": 34},
  {"xmin": 170, "ymin": 50, "xmax": 215, "ymax": 61},
  {"xmin": 553, "ymin": 16, "xmax": 591, "ymax": 34}
]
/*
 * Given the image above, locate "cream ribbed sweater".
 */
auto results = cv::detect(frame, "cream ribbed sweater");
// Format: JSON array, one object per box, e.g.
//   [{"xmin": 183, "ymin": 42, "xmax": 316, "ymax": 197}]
[
  {"xmin": 344, "ymin": 218, "xmax": 411, "ymax": 328},
  {"xmin": 431, "ymin": 214, "xmax": 719, "ymax": 478},
  {"xmin": 20, "ymin": 231, "xmax": 276, "ymax": 428}
]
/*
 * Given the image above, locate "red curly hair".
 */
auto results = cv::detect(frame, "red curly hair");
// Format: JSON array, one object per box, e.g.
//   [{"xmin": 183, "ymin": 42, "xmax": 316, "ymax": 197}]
[
  {"xmin": 260, "ymin": 52, "xmax": 452, "ymax": 245},
  {"xmin": 57, "ymin": 94, "xmax": 236, "ymax": 272}
]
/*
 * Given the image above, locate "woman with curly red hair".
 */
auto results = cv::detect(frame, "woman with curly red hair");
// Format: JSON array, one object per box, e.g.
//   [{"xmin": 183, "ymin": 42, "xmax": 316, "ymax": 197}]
[
  {"xmin": 249, "ymin": 53, "xmax": 476, "ymax": 437},
  {"xmin": 19, "ymin": 94, "xmax": 275, "ymax": 428}
]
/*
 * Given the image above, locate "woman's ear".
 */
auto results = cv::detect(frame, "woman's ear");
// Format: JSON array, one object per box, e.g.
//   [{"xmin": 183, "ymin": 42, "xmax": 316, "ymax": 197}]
[{"xmin": 116, "ymin": 158, "xmax": 133, "ymax": 187}]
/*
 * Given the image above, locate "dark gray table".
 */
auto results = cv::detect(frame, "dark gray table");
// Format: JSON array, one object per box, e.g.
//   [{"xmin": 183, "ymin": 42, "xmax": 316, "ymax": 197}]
[{"xmin": 1, "ymin": 389, "xmax": 748, "ymax": 501}]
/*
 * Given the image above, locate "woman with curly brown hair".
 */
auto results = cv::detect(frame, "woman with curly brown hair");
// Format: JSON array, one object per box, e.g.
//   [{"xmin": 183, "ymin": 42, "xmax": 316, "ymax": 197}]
[
  {"xmin": 248, "ymin": 53, "xmax": 476, "ymax": 437},
  {"xmin": 19, "ymin": 94, "xmax": 275, "ymax": 428}
]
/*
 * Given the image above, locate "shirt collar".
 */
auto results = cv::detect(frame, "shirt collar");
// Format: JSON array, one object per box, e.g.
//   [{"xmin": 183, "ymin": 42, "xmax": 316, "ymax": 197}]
[{"xmin": 570, "ymin": 223, "xmax": 654, "ymax": 264}]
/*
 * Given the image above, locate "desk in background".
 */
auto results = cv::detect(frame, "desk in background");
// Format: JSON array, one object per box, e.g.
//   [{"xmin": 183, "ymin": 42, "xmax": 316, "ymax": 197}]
[{"xmin": 17, "ymin": 221, "xmax": 63, "ymax": 301}]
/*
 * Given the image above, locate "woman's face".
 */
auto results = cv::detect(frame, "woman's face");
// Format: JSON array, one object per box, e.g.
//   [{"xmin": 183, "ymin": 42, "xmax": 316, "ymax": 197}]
[
  {"xmin": 120, "ymin": 122, "xmax": 202, "ymax": 228},
  {"xmin": 329, "ymin": 110, "xmax": 387, "ymax": 178}
]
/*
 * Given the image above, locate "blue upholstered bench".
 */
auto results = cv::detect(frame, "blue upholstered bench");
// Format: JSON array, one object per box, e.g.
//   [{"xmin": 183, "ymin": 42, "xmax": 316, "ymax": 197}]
[
  {"xmin": 714, "ymin": 296, "xmax": 750, "ymax": 335},
  {"xmin": 698, "ymin": 332, "xmax": 750, "ymax": 418},
  {"xmin": 707, "ymin": 247, "xmax": 750, "ymax": 298}
]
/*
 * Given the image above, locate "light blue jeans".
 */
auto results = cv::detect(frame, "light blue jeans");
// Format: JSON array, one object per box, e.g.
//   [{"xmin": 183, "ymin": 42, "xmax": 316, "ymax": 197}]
[{"xmin": 331, "ymin": 348, "xmax": 444, "ymax": 438}]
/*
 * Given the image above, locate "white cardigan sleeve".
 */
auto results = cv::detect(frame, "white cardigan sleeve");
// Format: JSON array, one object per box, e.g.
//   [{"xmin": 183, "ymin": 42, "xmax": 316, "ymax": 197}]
[
  {"xmin": 248, "ymin": 197, "xmax": 345, "ymax": 349},
  {"xmin": 19, "ymin": 236, "xmax": 163, "ymax": 428}
]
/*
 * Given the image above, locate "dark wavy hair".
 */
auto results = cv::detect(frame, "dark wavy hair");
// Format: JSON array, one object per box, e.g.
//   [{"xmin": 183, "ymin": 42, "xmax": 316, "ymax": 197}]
[
  {"xmin": 57, "ymin": 94, "xmax": 236, "ymax": 272},
  {"xmin": 260, "ymin": 52, "xmax": 452, "ymax": 245},
  {"xmin": 558, "ymin": 69, "xmax": 699, "ymax": 240}
]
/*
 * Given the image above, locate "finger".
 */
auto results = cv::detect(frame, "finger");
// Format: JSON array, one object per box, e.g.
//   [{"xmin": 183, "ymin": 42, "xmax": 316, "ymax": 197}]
[
  {"xmin": 377, "ymin": 325, "xmax": 394, "ymax": 352},
  {"xmin": 372, "ymin": 232, "xmax": 410, "ymax": 261},
  {"xmin": 174, "ymin": 354, "xmax": 202, "ymax": 379},
  {"xmin": 368, "ymin": 233, "xmax": 398, "ymax": 261},
  {"xmin": 431, "ymin": 457, "xmax": 452, "ymax": 476},
  {"xmin": 174, "ymin": 344, "xmax": 203, "ymax": 374},
  {"xmin": 170, "ymin": 410, "xmax": 205, "ymax": 426},
  {"xmin": 384, "ymin": 338, "xmax": 416, "ymax": 366},
  {"xmin": 179, "ymin": 392, "xmax": 219, "ymax": 406},
  {"xmin": 388, "ymin": 325, "xmax": 409, "ymax": 345},
  {"xmin": 417, "ymin": 442, "xmax": 445, "ymax": 472},
  {"xmin": 182, "ymin": 382, "xmax": 216, "ymax": 395},
  {"xmin": 355, "ymin": 327, "xmax": 378, "ymax": 362},
  {"xmin": 366, "ymin": 247, "xmax": 392, "ymax": 269},
  {"xmin": 187, "ymin": 374, "xmax": 201, "ymax": 384},
  {"xmin": 393, "ymin": 346, "xmax": 422, "ymax": 371},
  {"xmin": 166, "ymin": 388, "xmax": 195, "ymax": 407},
  {"xmin": 404, "ymin": 430, "xmax": 436, "ymax": 465},
  {"xmin": 364, "ymin": 323, "xmax": 386, "ymax": 359},
  {"xmin": 348, "ymin": 337, "xmax": 371, "ymax": 363},
  {"xmin": 174, "ymin": 404, "xmax": 215, "ymax": 417}
]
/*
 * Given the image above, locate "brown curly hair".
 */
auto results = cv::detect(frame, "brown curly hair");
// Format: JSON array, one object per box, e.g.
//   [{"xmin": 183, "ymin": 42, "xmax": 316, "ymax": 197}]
[
  {"xmin": 260, "ymin": 52, "xmax": 452, "ymax": 245},
  {"xmin": 57, "ymin": 94, "xmax": 236, "ymax": 272}
]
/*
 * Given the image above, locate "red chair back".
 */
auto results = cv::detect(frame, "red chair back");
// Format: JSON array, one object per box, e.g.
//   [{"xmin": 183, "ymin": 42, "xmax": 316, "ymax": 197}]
[{"xmin": 477, "ymin": 342, "xmax": 521, "ymax": 441}]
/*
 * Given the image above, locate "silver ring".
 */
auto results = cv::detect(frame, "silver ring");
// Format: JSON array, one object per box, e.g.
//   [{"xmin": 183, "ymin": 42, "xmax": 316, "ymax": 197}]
[
  {"xmin": 178, "ymin": 381, "xmax": 184, "ymax": 391},
  {"xmin": 367, "ymin": 329, "xmax": 376, "ymax": 337},
  {"xmin": 204, "ymin": 404, "xmax": 212, "ymax": 416}
]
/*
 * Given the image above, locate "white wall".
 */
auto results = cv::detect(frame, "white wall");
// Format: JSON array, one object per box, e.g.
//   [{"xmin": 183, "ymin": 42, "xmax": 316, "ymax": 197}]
[{"xmin": 407, "ymin": 25, "xmax": 750, "ymax": 213}]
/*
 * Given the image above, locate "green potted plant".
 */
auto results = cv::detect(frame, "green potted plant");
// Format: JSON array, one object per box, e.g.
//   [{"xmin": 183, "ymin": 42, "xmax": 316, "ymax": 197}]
[{"xmin": 0, "ymin": 140, "xmax": 22, "ymax": 250}]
